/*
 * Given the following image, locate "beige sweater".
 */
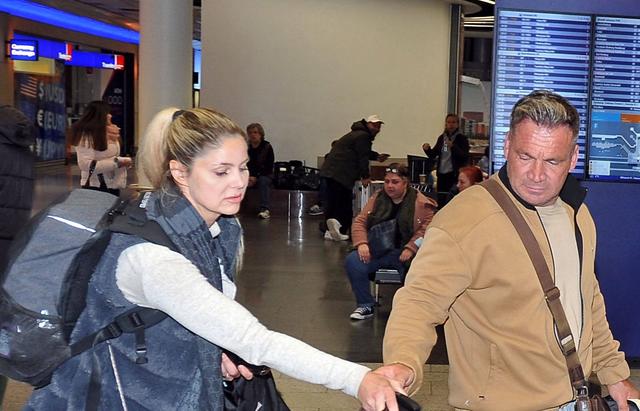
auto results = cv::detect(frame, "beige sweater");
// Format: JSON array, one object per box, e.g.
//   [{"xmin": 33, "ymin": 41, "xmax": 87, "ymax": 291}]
[{"xmin": 383, "ymin": 174, "xmax": 629, "ymax": 410}]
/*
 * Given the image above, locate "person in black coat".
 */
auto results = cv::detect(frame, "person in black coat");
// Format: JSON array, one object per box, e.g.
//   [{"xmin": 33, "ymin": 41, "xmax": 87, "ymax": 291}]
[
  {"xmin": 422, "ymin": 113, "xmax": 470, "ymax": 193},
  {"xmin": 0, "ymin": 105, "xmax": 36, "ymax": 404},
  {"xmin": 319, "ymin": 115, "xmax": 389, "ymax": 240}
]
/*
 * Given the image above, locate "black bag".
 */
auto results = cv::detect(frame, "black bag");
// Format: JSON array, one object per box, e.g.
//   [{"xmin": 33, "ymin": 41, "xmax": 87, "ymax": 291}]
[
  {"xmin": 83, "ymin": 159, "xmax": 120, "ymax": 196},
  {"xmin": 577, "ymin": 395, "xmax": 640, "ymax": 411},
  {"xmin": 367, "ymin": 219, "xmax": 397, "ymax": 258},
  {"xmin": 222, "ymin": 350, "xmax": 290, "ymax": 411},
  {"xmin": 223, "ymin": 373, "xmax": 290, "ymax": 411}
]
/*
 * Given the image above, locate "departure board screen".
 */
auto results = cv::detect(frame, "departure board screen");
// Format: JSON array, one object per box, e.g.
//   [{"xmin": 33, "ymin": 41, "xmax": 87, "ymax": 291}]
[
  {"xmin": 588, "ymin": 16, "xmax": 640, "ymax": 181},
  {"xmin": 491, "ymin": 10, "xmax": 591, "ymax": 175}
]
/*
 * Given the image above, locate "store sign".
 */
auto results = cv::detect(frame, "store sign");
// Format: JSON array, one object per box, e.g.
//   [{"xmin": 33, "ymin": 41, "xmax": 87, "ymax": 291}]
[
  {"xmin": 13, "ymin": 34, "xmax": 124, "ymax": 70},
  {"xmin": 57, "ymin": 43, "xmax": 73, "ymax": 61},
  {"xmin": 101, "ymin": 54, "xmax": 124, "ymax": 70},
  {"xmin": 13, "ymin": 34, "xmax": 70, "ymax": 62},
  {"xmin": 66, "ymin": 51, "xmax": 124, "ymax": 70},
  {"xmin": 9, "ymin": 39, "xmax": 38, "ymax": 61}
]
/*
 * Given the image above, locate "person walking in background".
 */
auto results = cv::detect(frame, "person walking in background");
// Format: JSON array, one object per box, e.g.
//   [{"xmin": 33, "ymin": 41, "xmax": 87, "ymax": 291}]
[
  {"xmin": 247, "ymin": 123, "xmax": 275, "ymax": 219},
  {"xmin": 365, "ymin": 91, "xmax": 638, "ymax": 410},
  {"xmin": 26, "ymin": 107, "xmax": 403, "ymax": 411},
  {"xmin": 345, "ymin": 164, "xmax": 437, "ymax": 320},
  {"xmin": 0, "ymin": 105, "xmax": 36, "ymax": 405},
  {"xmin": 69, "ymin": 100, "xmax": 132, "ymax": 195},
  {"xmin": 320, "ymin": 115, "xmax": 389, "ymax": 241},
  {"xmin": 422, "ymin": 113, "xmax": 469, "ymax": 193}
]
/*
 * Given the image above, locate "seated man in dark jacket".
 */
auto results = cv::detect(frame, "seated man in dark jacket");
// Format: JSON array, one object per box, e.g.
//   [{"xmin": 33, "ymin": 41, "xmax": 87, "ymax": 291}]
[{"xmin": 247, "ymin": 123, "xmax": 275, "ymax": 219}]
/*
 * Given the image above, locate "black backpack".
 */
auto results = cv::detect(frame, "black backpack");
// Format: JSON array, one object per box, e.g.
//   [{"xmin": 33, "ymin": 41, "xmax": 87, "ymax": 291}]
[{"xmin": 0, "ymin": 188, "xmax": 173, "ymax": 388}]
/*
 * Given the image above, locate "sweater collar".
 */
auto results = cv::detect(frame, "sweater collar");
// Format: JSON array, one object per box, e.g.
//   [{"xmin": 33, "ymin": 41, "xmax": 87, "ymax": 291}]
[{"xmin": 497, "ymin": 164, "xmax": 586, "ymax": 212}]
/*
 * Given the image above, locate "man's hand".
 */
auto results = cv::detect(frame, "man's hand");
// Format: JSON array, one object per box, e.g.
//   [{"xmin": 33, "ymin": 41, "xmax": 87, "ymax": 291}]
[
  {"xmin": 221, "ymin": 352, "xmax": 254, "ymax": 381},
  {"xmin": 608, "ymin": 379, "xmax": 640, "ymax": 411},
  {"xmin": 373, "ymin": 364, "xmax": 415, "ymax": 391},
  {"xmin": 422, "ymin": 143, "xmax": 431, "ymax": 152},
  {"xmin": 357, "ymin": 244, "xmax": 371, "ymax": 264},
  {"xmin": 361, "ymin": 177, "xmax": 371, "ymax": 187},
  {"xmin": 248, "ymin": 176, "xmax": 257, "ymax": 187},
  {"xmin": 399, "ymin": 248, "xmax": 414, "ymax": 263},
  {"xmin": 377, "ymin": 153, "xmax": 390, "ymax": 162},
  {"xmin": 357, "ymin": 370, "xmax": 406, "ymax": 411}
]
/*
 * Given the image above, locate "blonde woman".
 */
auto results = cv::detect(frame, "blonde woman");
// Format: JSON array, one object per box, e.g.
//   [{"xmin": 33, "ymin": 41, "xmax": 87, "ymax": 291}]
[{"xmin": 26, "ymin": 108, "xmax": 403, "ymax": 411}]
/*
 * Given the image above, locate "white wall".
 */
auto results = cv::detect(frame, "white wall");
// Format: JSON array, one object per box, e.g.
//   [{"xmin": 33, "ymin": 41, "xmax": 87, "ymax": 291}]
[{"xmin": 201, "ymin": 0, "xmax": 452, "ymax": 166}]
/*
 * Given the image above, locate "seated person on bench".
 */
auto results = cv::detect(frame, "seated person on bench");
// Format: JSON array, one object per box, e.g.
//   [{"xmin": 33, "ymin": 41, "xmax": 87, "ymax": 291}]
[{"xmin": 345, "ymin": 163, "xmax": 437, "ymax": 320}]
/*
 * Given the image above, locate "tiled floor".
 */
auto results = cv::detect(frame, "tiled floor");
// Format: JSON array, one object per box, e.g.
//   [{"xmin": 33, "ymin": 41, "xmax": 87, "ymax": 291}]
[{"xmin": 1, "ymin": 165, "xmax": 638, "ymax": 410}]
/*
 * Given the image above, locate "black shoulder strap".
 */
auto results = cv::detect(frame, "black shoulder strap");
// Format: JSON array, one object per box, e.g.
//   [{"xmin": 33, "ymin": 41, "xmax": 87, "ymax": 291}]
[{"xmin": 84, "ymin": 160, "xmax": 108, "ymax": 190}]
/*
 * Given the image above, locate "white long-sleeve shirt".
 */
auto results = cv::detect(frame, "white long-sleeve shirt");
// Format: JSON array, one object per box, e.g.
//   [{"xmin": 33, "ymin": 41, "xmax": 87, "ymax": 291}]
[
  {"xmin": 75, "ymin": 132, "xmax": 127, "ymax": 190},
  {"xmin": 115, "ymin": 223, "xmax": 369, "ymax": 397}
]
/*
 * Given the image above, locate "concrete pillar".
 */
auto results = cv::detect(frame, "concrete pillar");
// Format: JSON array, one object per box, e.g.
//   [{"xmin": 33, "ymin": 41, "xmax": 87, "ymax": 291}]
[{"xmin": 139, "ymin": 0, "xmax": 192, "ymax": 136}]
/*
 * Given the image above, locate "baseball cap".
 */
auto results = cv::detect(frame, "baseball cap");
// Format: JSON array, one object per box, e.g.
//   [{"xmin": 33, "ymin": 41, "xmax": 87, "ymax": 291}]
[{"xmin": 366, "ymin": 114, "xmax": 384, "ymax": 124}]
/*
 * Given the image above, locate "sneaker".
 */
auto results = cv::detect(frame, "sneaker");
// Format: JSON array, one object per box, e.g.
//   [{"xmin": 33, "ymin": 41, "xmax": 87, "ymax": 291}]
[
  {"xmin": 308, "ymin": 204, "xmax": 324, "ymax": 216},
  {"xmin": 326, "ymin": 218, "xmax": 348, "ymax": 241},
  {"xmin": 258, "ymin": 209, "xmax": 271, "ymax": 219},
  {"xmin": 323, "ymin": 230, "xmax": 349, "ymax": 241},
  {"xmin": 350, "ymin": 306, "xmax": 374, "ymax": 320}
]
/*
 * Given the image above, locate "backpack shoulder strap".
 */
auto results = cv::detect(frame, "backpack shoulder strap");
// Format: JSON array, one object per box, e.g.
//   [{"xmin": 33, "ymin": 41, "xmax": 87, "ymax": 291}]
[
  {"xmin": 107, "ymin": 192, "xmax": 177, "ymax": 251},
  {"xmin": 67, "ymin": 187, "xmax": 174, "ymax": 359},
  {"xmin": 481, "ymin": 178, "xmax": 588, "ymax": 393}
]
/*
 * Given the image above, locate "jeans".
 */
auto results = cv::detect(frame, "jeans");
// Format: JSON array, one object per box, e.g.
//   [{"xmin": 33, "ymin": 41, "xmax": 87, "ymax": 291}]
[
  {"xmin": 257, "ymin": 175, "xmax": 272, "ymax": 210},
  {"xmin": 345, "ymin": 248, "xmax": 405, "ymax": 307},
  {"xmin": 559, "ymin": 401, "xmax": 576, "ymax": 411}
]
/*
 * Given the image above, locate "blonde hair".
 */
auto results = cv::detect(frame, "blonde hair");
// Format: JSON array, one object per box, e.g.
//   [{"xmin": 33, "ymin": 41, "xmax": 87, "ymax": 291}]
[{"xmin": 136, "ymin": 107, "xmax": 246, "ymax": 190}]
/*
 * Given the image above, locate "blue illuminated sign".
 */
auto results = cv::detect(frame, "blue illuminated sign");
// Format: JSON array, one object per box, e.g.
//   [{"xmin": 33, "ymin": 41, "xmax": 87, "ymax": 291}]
[
  {"xmin": 8, "ymin": 39, "xmax": 38, "ymax": 61},
  {"xmin": 0, "ymin": 0, "xmax": 139, "ymax": 44},
  {"xmin": 65, "ymin": 51, "xmax": 124, "ymax": 70},
  {"xmin": 13, "ymin": 34, "xmax": 71, "ymax": 61}
]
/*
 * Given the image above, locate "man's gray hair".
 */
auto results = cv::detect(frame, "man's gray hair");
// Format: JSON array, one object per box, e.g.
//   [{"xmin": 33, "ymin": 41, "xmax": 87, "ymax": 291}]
[{"xmin": 509, "ymin": 90, "xmax": 580, "ymax": 144}]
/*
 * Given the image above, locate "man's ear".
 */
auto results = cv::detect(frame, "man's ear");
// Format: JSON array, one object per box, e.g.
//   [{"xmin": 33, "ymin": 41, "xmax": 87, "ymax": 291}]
[
  {"xmin": 169, "ymin": 160, "xmax": 188, "ymax": 187},
  {"xmin": 504, "ymin": 132, "xmax": 511, "ymax": 159}
]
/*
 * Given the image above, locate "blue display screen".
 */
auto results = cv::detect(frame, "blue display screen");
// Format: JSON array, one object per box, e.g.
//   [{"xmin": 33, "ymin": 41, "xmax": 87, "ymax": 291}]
[
  {"xmin": 492, "ymin": 10, "xmax": 591, "ymax": 176},
  {"xmin": 588, "ymin": 16, "xmax": 640, "ymax": 181},
  {"xmin": 492, "ymin": 9, "xmax": 640, "ymax": 183}
]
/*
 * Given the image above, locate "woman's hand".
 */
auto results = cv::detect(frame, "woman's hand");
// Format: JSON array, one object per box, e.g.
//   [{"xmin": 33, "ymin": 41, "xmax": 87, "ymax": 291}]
[
  {"xmin": 107, "ymin": 124, "xmax": 121, "ymax": 142},
  {"xmin": 221, "ymin": 352, "xmax": 254, "ymax": 381},
  {"xmin": 398, "ymin": 249, "xmax": 414, "ymax": 263},
  {"xmin": 357, "ymin": 244, "xmax": 371, "ymax": 264},
  {"xmin": 357, "ymin": 370, "xmax": 407, "ymax": 411}
]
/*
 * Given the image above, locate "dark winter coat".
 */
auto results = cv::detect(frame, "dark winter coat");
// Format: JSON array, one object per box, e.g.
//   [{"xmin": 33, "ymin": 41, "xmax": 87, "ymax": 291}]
[
  {"xmin": 0, "ymin": 106, "xmax": 35, "ymax": 272},
  {"xmin": 423, "ymin": 129, "xmax": 469, "ymax": 175},
  {"xmin": 248, "ymin": 139, "xmax": 275, "ymax": 177},
  {"xmin": 320, "ymin": 119, "xmax": 380, "ymax": 189}
]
